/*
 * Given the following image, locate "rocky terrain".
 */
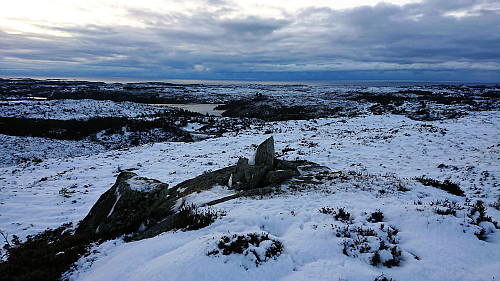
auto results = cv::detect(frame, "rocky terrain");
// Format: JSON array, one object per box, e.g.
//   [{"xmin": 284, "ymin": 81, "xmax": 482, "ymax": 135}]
[{"xmin": 0, "ymin": 79, "xmax": 499, "ymax": 281}]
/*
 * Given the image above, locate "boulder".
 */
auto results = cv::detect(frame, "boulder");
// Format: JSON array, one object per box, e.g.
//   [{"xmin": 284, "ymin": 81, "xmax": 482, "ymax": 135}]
[
  {"xmin": 254, "ymin": 136, "xmax": 274, "ymax": 170},
  {"xmin": 232, "ymin": 157, "xmax": 250, "ymax": 187},
  {"xmin": 76, "ymin": 172, "xmax": 171, "ymax": 238},
  {"xmin": 243, "ymin": 165, "xmax": 268, "ymax": 190},
  {"xmin": 231, "ymin": 137, "xmax": 299, "ymax": 190}
]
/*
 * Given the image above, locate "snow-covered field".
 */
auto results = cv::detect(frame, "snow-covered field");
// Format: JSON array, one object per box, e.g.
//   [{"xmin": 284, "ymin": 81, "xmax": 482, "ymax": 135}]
[
  {"xmin": 1, "ymin": 105, "xmax": 499, "ymax": 280},
  {"xmin": 0, "ymin": 99, "xmax": 173, "ymax": 120}
]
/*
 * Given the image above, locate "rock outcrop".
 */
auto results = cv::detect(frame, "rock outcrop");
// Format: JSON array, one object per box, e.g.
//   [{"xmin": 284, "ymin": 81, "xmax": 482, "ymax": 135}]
[
  {"xmin": 231, "ymin": 136, "xmax": 298, "ymax": 190},
  {"xmin": 254, "ymin": 136, "xmax": 274, "ymax": 169},
  {"xmin": 76, "ymin": 168, "xmax": 236, "ymax": 239},
  {"xmin": 76, "ymin": 172, "xmax": 172, "ymax": 239},
  {"xmin": 77, "ymin": 137, "xmax": 320, "ymax": 240}
]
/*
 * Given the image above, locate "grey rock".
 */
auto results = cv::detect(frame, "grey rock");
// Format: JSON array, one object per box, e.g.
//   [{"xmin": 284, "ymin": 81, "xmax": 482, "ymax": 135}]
[
  {"xmin": 153, "ymin": 166, "xmax": 235, "ymax": 218},
  {"xmin": 230, "ymin": 137, "xmax": 301, "ymax": 190},
  {"xmin": 275, "ymin": 159, "xmax": 298, "ymax": 171},
  {"xmin": 243, "ymin": 165, "xmax": 268, "ymax": 190},
  {"xmin": 76, "ymin": 172, "xmax": 171, "ymax": 238},
  {"xmin": 266, "ymin": 169, "xmax": 296, "ymax": 185},
  {"xmin": 231, "ymin": 156, "xmax": 268, "ymax": 190},
  {"xmin": 232, "ymin": 158, "xmax": 249, "ymax": 186},
  {"xmin": 254, "ymin": 136, "xmax": 274, "ymax": 170}
]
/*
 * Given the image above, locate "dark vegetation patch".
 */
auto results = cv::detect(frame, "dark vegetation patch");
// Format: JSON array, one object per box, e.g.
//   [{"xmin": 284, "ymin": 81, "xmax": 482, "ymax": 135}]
[
  {"xmin": 319, "ymin": 207, "xmax": 352, "ymax": 223},
  {"xmin": 490, "ymin": 197, "xmax": 500, "ymax": 211},
  {"xmin": 368, "ymin": 210, "xmax": 384, "ymax": 223},
  {"xmin": 208, "ymin": 232, "xmax": 283, "ymax": 266},
  {"xmin": 0, "ymin": 116, "xmax": 193, "ymax": 144},
  {"xmin": 171, "ymin": 203, "xmax": 226, "ymax": 231},
  {"xmin": 338, "ymin": 223, "xmax": 402, "ymax": 268},
  {"xmin": 434, "ymin": 207, "xmax": 456, "ymax": 216},
  {"xmin": 216, "ymin": 95, "xmax": 344, "ymax": 121},
  {"xmin": 414, "ymin": 176, "xmax": 464, "ymax": 196},
  {"xmin": 0, "ymin": 223, "xmax": 94, "ymax": 281},
  {"xmin": 351, "ymin": 89, "xmax": 481, "ymax": 106},
  {"xmin": 374, "ymin": 274, "xmax": 395, "ymax": 281}
]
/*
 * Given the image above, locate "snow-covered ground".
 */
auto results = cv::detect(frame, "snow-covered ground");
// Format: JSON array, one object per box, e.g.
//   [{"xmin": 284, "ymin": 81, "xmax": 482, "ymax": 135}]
[
  {"xmin": 0, "ymin": 99, "xmax": 173, "ymax": 120},
  {"xmin": 1, "ymin": 109, "xmax": 499, "ymax": 280}
]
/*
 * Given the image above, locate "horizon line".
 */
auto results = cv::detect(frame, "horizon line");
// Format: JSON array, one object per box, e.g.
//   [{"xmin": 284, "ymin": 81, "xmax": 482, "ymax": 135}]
[{"xmin": 1, "ymin": 75, "xmax": 498, "ymax": 86}]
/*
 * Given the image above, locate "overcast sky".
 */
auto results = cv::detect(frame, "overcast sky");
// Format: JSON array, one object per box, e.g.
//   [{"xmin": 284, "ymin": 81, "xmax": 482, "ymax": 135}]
[{"xmin": 1, "ymin": 0, "xmax": 499, "ymax": 82}]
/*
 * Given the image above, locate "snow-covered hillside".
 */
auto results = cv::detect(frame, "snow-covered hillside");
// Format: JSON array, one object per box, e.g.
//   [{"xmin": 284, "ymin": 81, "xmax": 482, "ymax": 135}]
[{"xmin": 1, "ymin": 108, "xmax": 499, "ymax": 280}]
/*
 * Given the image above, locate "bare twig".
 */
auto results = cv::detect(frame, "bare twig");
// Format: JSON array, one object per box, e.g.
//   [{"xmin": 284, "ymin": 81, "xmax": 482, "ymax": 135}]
[{"xmin": 0, "ymin": 230, "xmax": 10, "ymax": 247}]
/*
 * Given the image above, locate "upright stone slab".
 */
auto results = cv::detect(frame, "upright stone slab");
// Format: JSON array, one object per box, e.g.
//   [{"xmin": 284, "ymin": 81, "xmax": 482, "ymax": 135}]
[{"xmin": 254, "ymin": 136, "xmax": 275, "ymax": 171}]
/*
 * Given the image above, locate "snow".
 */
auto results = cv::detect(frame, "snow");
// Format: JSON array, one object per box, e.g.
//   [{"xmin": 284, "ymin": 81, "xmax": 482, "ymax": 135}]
[
  {"xmin": 249, "ymin": 151, "xmax": 256, "ymax": 165},
  {"xmin": 66, "ymin": 180, "xmax": 500, "ymax": 280},
  {"xmin": 0, "ymin": 94, "xmax": 499, "ymax": 280},
  {"xmin": 0, "ymin": 99, "xmax": 173, "ymax": 120},
  {"xmin": 184, "ymin": 185, "xmax": 235, "ymax": 207},
  {"xmin": 126, "ymin": 177, "xmax": 161, "ymax": 193},
  {"xmin": 107, "ymin": 189, "xmax": 121, "ymax": 218}
]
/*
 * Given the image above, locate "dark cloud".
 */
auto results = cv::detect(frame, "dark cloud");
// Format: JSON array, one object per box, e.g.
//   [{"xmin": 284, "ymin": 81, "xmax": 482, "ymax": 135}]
[
  {"xmin": 289, "ymin": 1, "xmax": 500, "ymax": 64},
  {"xmin": 1, "ymin": 0, "xmax": 499, "ymax": 81}
]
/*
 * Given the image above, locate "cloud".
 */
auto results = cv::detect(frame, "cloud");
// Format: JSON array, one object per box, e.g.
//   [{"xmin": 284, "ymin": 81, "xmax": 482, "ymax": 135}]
[
  {"xmin": 219, "ymin": 16, "xmax": 290, "ymax": 37},
  {"xmin": 1, "ymin": 0, "xmax": 499, "ymax": 81}
]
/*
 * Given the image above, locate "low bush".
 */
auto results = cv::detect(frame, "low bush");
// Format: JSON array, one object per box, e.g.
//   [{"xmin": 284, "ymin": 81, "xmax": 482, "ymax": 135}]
[
  {"xmin": 468, "ymin": 200, "xmax": 498, "ymax": 228},
  {"xmin": 208, "ymin": 232, "xmax": 283, "ymax": 266},
  {"xmin": 319, "ymin": 207, "xmax": 351, "ymax": 223},
  {"xmin": 368, "ymin": 210, "xmax": 384, "ymax": 223},
  {"xmin": 173, "ymin": 203, "xmax": 226, "ymax": 231},
  {"xmin": 468, "ymin": 200, "xmax": 499, "ymax": 241},
  {"xmin": 0, "ymin": 223, "xmax": 94, "ymax": 281},
  {"xmin": 414, "ymin": 176, "xmax": 464, "ymax": 196}
]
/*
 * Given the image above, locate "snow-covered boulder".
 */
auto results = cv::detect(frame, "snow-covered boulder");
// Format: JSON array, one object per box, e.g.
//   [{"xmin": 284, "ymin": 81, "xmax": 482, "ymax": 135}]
[{"xmin": 76, "ymin": 172, "xmax": 171, "ymax": 238}]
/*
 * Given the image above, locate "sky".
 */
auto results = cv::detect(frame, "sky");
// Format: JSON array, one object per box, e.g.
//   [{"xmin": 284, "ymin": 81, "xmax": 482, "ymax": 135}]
[{"xmin": 1, "ymin": 0, "xmax": 499, "ymax": 82}]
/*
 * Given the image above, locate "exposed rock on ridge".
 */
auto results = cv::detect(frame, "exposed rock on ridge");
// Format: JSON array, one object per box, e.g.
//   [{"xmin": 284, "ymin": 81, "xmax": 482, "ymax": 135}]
[
  {"xmin": 77, "ymin": 137, "xmax": 323, "ymax": 240},
  {"xmin": 76, "ymin": 172, "xmax": 171, "ymax": 239},
  {"xmin": 231, "ymin": 136, "xmax": 298, "ymax": 190}
]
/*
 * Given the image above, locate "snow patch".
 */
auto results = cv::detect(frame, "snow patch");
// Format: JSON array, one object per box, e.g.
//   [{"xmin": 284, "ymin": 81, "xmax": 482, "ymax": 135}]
[
  {"xmin": 107, "ymin": 189, "xmax": 121, "ymax": 218},
  {"xmin": 248, "ymin": 150, "xmax": 256, "ymax": 165},
  {"xmin": 126, "ymin": 177, "xmax": 159, "ymax": 192}
]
